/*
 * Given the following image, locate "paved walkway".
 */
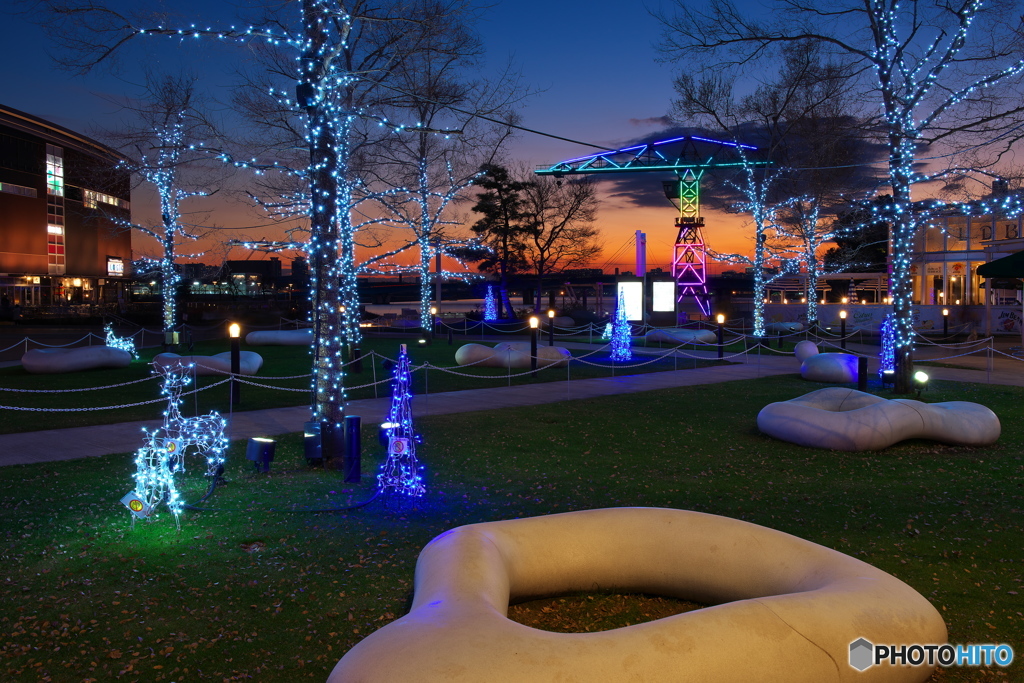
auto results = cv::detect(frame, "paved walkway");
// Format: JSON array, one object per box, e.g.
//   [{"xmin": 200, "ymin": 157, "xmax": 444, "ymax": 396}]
[{"xmin": 1, "ymin": 343, "xmax": 1022, "ymax": 468}]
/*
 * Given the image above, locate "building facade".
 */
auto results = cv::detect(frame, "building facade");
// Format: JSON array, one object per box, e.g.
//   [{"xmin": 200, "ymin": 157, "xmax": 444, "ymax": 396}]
[
  {"xmin": 910, "ymin": 210, "xmax": 1024, "ymax": 307},
  {"xmin": 0, "ymin": 104, "xmax": 131, "ymax": 310}
]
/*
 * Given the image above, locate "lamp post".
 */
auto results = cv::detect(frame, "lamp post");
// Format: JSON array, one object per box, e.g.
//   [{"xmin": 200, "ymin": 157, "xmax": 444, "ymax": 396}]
[
  {"xmin": 547, "ymin": 309, "xmax": 555, "ymax": 346},
  {"xmin": 229, "ymin": 322, "xmax": 241, "ymax": 406},
  {"xmin": 839, "ymin": 310, "xmax": 847, "ymax": 350},
  {"xmin": 529, "ymin": 316, "xmax": 539, "ymax": 377},
  {"xmin": 942, "ymin": 308, "xmax": 949, "ymax": 337},
  {"xmin": 430, "ymin": 306, "xmax": 437, "ymax": 340},
  {"xmin": 716, "ymin": 313, "xmax": 725, "ymax": 359}
]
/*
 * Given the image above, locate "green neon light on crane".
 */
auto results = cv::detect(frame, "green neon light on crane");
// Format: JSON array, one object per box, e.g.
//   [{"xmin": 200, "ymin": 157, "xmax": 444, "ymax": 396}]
[{"xmin": 678, "ymin": 169, "xmax": 702, "ymax": 221}]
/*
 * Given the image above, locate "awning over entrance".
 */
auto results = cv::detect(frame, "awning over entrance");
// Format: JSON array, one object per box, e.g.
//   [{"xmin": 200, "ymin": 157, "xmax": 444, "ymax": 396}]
[{"xmin": 978, "ymin": 251, "xmax": 1024, "ymax": 278}]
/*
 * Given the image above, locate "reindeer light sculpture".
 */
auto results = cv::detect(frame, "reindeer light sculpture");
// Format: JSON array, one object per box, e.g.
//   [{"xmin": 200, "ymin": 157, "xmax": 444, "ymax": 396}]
[{"xmin": 123, "ymin": 363, "xmax": 228, "ymax": 523}]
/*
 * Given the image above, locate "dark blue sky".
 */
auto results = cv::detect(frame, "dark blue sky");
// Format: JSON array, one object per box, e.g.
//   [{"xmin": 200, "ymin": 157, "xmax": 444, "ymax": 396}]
[{"xmin": 1, "ymin": 0, "xmax": 753, "ymax": 267}]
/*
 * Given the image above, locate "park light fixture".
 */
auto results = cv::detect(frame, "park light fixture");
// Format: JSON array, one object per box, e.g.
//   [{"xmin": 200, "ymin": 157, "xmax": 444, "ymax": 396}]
[
  {"xmin": 839, "ymin": 310, "xmax": 847, "ymax": 319},
  {"xmin": 842, "ymin": 297, "xmax": 848, "ymax": 304},
  {"xmin": 229, "ymin": 322, "xmax": 241, "ymax": 405},
  {"xmin": 529, "ymin": 316, "xmax": 539, "ymax": 377},
  {"xmin": 548, "ymin": 309, "xmax": 555, "ymax": 318},
  {"xmin": 245, "ymin": 437, "xmax": 276, "ymax": 473},
  {"xmin": 913, "ymin": 370, "xmax": 929, "ymax": 397},
  {"xmin": 716, "ymin": 314, "xmax": 725, "ymax": 359},
  {"xmin": 430, "ymin": 306, "xmax": 437, "ymax": 315},
  {"xmin": 547, "ymin": 309, "xmax": 555, "ymax": 346},
  {"xmin": 839, "ymin": 310, "xmax": 847, "ymax": 350}
]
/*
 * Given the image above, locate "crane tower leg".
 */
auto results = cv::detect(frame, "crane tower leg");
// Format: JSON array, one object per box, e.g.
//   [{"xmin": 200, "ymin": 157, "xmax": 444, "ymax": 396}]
[{"xmin": 671, "ymin": 170, "xmax": 711, "ymax": 317}]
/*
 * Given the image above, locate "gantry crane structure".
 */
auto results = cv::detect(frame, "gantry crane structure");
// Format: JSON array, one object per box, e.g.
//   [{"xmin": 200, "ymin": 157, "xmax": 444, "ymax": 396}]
[{"xmin": 536, "ymin": 135, "xmax": 762, "ymax": 316}]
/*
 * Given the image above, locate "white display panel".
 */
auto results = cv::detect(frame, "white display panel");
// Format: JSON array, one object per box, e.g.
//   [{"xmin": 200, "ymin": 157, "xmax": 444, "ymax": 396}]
[
  {"xmin": 616, "ymin": 281, "xmax": 644, "ymax": 321},
  {"xmin": 652, "ymin": 281, "xmax": 676, "ymax": 312}
]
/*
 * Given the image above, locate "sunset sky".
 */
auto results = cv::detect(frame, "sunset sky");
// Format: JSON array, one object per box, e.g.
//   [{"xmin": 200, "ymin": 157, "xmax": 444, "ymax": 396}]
[{"xmin": 2, "ymin": 0, "xmax": 762, "ymax": 274}]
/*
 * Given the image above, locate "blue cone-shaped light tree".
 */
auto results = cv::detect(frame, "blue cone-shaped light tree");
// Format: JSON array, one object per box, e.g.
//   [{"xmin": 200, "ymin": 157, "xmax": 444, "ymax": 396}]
[
  {"xmin": 483, "ymin": 285, "xmax": 498, "ymax": 321},
  {"xmin": 378, "ymin": 344, "xmax": 425, "ymax": 497},
  {"xmin": 610, "ymin": 290, "xmax": 633, "ymax": 362}
]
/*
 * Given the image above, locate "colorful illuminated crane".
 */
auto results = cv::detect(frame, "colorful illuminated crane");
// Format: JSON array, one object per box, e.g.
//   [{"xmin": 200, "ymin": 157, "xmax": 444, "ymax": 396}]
[{"xmin": 536, "ymin": 135, "xmax": 761, "ymax": 316}]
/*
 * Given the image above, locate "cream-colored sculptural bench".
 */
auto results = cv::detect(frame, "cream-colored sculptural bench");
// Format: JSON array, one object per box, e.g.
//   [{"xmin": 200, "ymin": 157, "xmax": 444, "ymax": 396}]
[
  {"xmin": 22, "ymin": 346, "xmax": 132, "ymax": 374},
  {"xmin": 758, "ymin": 387, "xmax": 1001, "ymax": 451},
  {"xmin": 153, "ymin": 351, "xmax": 264, "ymax": 376},
  {"xmin": 455, "ymin": 342, "xmax": 571, "ymax": 369},
  {"xmin": 329, "ymin": 508, "xmax": 945, "ymax": 683},
  {"xmin": 245, "ymin": 328, "xmax": 313, "ymax": 345}
]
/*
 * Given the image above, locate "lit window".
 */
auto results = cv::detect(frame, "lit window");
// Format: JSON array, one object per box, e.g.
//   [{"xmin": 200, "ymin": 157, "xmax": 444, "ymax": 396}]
[
  {"xmin": 45, "ymin": 145, "xmax": 64, "ymax": 197},
  {"xmin": 84, "ymin": 189, "xmax": 130, "ymax": 210},
  {"xmin": 0, "ymin": 182, "xmax": 37, "ymax": 198}
]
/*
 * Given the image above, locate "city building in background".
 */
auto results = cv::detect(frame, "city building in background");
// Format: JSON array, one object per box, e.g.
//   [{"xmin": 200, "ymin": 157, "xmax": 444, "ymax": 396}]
[{"xmin": 0, "ymin": 104, "xmax": 131, "ymax": 314}]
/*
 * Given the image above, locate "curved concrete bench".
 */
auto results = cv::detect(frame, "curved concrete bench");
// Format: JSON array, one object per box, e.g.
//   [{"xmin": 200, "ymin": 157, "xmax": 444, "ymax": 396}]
[
  {"xmin": 329, "ymin": 508, "xmax": 945, "ymax": 683},
  {"xmin": 153, "ymin": 351, "xmax": 264, "ymax": 376},
  {"xmin": 801, "ymin": 352, "xmax": 859, "ymax": 383},
  {"xmin": 758, "ymin": 387, "xmax": 1001, "ymax": 451},
  {"xmin": 245, "ymin": 329, "xmax": 313, "ymax": 346},
  {"xmin": 454, "ymin": 342, "xmax": 571, "ymax": 369},
  {"xmin": 645, "ymin": 328, "xmax": 717, "ymax": 345},
  {"xmin": 22, "ymin": 346, "xmax": 132, "ymax": 374},
  {"xmin": 794, "ymin": 340, "xmax": 819, "ymax": 362}
]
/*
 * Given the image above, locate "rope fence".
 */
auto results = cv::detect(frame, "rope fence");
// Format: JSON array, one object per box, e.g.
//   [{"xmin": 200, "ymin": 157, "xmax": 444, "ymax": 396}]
[{"xmin": 2, "ymin": 321, "xmax": 1021, "ymax": 415}]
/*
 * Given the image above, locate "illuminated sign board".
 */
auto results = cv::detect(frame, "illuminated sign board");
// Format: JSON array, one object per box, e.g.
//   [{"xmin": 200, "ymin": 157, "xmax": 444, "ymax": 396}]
[
  {"xmin": 616, "ymin": 281, "xmax": 644, "ymax": 321},
  {"xmin": 652, "ymin": 281, "xmax": 676, "ymax": 312},
  {"xmin": 107, "ymin": 257, "xmax": 124, "ymax": 277}
]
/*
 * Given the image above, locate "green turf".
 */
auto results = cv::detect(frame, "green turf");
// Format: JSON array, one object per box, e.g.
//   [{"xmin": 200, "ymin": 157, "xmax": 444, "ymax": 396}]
[
  {"xmin": 0, "ymin": 335, "xmax": 728, "ymax": 434},
  {"xmin": 0, "ymin": 375, "xmax": 1020, "ymax": 681}
]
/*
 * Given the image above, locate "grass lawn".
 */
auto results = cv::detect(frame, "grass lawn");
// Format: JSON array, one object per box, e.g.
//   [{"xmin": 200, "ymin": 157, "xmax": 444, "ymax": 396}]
[
  {"xmin": 0, "ymin": 335, "xmax": 728, "ymax": 434},
  {"xmin": 1, "ymin": 375, "xmax": 1021, "ymax": 681}
]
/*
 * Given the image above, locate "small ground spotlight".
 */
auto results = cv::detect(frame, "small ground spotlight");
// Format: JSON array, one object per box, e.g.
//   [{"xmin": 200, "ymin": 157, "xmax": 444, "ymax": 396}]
[{"xmin": 246, "ymin": 437, "xmax": 276, "ymax": 473}]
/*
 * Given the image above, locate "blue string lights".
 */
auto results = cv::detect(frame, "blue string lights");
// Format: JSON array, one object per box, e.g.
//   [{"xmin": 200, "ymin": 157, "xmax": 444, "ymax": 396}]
[
  {"xmin": 104, "ymin": 324, "xmax": 138, "ymax": 359},
  {"xmin": 610, "ymin": 290, "xmax": 633, "ymax": 362},
  {"xmin": 879, "ymin": 313, "xmax": 896, "ymax": 379},
  {"xmin": 124, "ymin": 365, "xmax": 227, "ymax": 522},
  {"xmin": 377, "ymin": 344, "xmax": 425, "ymax": 497}
]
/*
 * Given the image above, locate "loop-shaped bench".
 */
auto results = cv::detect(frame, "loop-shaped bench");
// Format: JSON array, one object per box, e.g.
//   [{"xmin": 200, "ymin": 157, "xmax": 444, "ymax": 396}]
[{"xmin": 329, "ymin": 508, "xmax": 945, "ymax": 682}]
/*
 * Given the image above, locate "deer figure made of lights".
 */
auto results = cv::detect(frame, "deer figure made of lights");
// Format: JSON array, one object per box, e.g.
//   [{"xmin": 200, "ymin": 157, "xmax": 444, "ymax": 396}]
[{"xmin": 130, "ymin": 363, "xmax": 228, "ymax": 518}]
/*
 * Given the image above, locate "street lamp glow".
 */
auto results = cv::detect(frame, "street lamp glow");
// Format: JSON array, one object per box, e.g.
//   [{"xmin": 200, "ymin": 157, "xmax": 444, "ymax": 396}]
[
  {"xmin": 547, "ymin": 309, "xmax": 555, "ymax": 318},
  {"xmin": 529, "ymin": 316, "xmax": 539, "ymax": 329},
  {"xmin": 228, "ymin": 323, "xmax": 241, "ymax": 338},
  {"xmin": 716, "ymin": 314, "xmax": 725, "ymax": 324},
  {"xmin": 839, "ymin": 310, "xmax": 847, "ymax": 320}
]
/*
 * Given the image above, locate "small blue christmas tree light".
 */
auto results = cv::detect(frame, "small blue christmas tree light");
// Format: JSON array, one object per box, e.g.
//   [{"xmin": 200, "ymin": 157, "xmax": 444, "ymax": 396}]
[
  {"xmin": 879, "ymin": 313, "xmax": 896, "ymax": 379},
  {"xmin": 610, "ymin": 290, "xmax": 633, "ymax": 362},
  {"xmin": 378, "ymin": 344, "xmax": 425, "ymax": 497},
  {"xmin": 483, "ymin": 285, "xmax": 497, "ymax": 321}
]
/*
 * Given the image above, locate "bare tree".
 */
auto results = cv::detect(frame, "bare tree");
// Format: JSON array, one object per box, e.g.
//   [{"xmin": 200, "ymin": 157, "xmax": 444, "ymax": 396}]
[
  {"xmin": 520, "ymin": 174, "xmax": 602, "ymax": 312},
  {"xmin": 101, "ymin": 72, "xmax": 223, "ymax": 337},
  {"xmin": 657, "ymin": 0, "xmax": 1024, "ymax": 391},
  {"xmin": 671, "ymin": 39, "xmax": 874, "ymax": 335},
  {"xmin": 38, "ymin": 0, "xmax": 484, "ymax": 424},
  {"xmin": 370, "ymin": 7, "xmax": 523, "ymax": 328}
]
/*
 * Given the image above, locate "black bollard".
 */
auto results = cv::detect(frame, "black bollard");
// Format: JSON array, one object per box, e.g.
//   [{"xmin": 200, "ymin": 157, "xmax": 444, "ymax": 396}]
[
  {"xmin": 344, "ymin": 415, "xmax": 361, "ymax": 483},
  {"xmin": 858, "ymin": 356, "xmax": 868, "ymax": 392}
]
